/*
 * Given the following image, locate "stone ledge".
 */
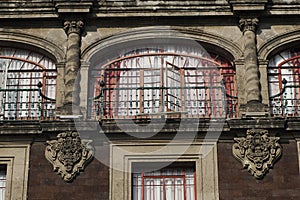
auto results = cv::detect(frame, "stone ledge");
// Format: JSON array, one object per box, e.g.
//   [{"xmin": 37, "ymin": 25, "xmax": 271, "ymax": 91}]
[
  {"xmin": 228, "ymin": 0, "xmax": 268, "ymax": 11},
  {"xmin": 227, "ymin": 118, "xmax": 286, "ymax": 129},
  {"xmin": 55, "ymin": 2, "xmax": 93, "ymax": 13},
  {"xmin": 1, "ymin": 117, "xmax": 300, "ymax": 134}
]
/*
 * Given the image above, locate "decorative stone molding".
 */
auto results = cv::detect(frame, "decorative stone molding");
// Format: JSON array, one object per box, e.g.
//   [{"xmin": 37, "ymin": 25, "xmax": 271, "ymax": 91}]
[
  {"xmin": 45, "ymin": 131, "xmax": 94, "ymax": 182},
  {"xmin": 228, "ymin": 0, "xmax": 268, "ymax": 12},
  {"xmin": 232, "ymin": 129, "xmax": 282, "ymax": 179},
  {"xmin": 64, "ymin": 21, "xmax": 84, "ymax": 36},
  {"xmin": 239, "ymin": 18, "xmax": 259, "ymax": 33},
  {"xmin": 54, "ymin": 0, "xmax": 93, "ymax": 14},
  {"xmin": 0, "ymin": 144, "xmax": 30, "ymax": 200},
  {"xmin": 111, "ymin": 141, "xmax": 219, "ymax": 200}
]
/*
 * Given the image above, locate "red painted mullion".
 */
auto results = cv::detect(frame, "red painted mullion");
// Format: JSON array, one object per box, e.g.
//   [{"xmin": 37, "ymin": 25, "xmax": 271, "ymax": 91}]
[
  {"xmin": 183, "ymin": 170, "xmax": 187, "ymax": 200},
  {"xmin": 142, "ymin": 172, "xmax": 145, "ymax": 200}
]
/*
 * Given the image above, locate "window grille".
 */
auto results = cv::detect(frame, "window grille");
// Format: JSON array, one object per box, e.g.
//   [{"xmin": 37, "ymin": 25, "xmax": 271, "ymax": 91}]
[
  {"xmin": 132, "ymin": 163, "xmax": 196, "ymax": 200},
  {"xmin": 268, "ymin": 48, "xmax": 300, "ymax": 116},
  {"xmin": 91, "ymin": 48, "xmax": 237, "ymax": 119},
  {"xmin": 0, "ymin": 47, "xmax": 56, "ymax": 120},
  {"xmin": 0, "ymin": 165, "xmax": 6, "ymax": 200}
]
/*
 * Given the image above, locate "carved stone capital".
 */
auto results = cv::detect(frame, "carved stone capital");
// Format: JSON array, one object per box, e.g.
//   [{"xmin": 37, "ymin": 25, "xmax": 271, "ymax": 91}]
[
  {"xmin": 45, "ymin": 131, "xmax": 94, "ymax": 182},
  {"xmin": 64, "ymin": 21, "xmax": 84, "ymax": 35},
  {"xmin": 232, "ymin": 129, "xmax": 282, "ymax": 179},
  {"xmin": 239, "ymin": 18, "xmax": 259, "ymax": 33}
]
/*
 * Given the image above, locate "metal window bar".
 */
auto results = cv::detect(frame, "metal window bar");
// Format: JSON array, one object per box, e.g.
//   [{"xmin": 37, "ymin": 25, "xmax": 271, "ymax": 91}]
[
  {"xmin": 0, "ymin": 50, "xmax": 57, "ymax": 121},
  {"xmin": 132, "ymin": 168, "xmax": 196, "ymax": 200},
  {"xmin": 91, "ymin": 51, "xmax": 237, "ymax": 120},
  {"xmin": 0, "ymin": 87, "xmax": 56, "ymax": 120}
]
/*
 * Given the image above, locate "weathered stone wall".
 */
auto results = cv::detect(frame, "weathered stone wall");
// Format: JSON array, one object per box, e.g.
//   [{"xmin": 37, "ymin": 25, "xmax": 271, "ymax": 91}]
[
  {"xmin": 218, "ymin": 141, "xmax": 300, "ymax": 200},
  {"xmin": 0, "ymin": 1, "xmax": 300, "ymax": 199},
  {"xmin": 28, "ymin": 142, "xmax": 109, "ymax": 200}
]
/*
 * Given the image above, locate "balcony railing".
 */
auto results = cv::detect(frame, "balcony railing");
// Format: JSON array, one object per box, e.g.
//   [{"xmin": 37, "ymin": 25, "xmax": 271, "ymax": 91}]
[
  {"xmin": 269, "ymin": 78, "xmax": 300, "ymax": 117},
  {"xmin": 90, "ymin": 84, "xmax": 237, "ymax": 120},
  {"xmin": 0, "ymin": 85, "xmax": 56, "ymax": 121}
]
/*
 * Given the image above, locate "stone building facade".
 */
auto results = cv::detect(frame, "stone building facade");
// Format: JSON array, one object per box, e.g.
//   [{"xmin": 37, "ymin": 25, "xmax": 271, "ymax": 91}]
[{"xmin": 0, "ymin": 0, "xmax": 300, "ymax": 199}]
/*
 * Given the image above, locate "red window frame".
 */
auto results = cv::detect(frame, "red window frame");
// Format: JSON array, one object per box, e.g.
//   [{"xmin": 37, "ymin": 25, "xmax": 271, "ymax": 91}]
[
  {"xmin": 132, "ymin": 163, "xmax": 197, "ymax": 200},
  {"xmin": 268, "ymin": 48, "xmax": 300, "ymax": 116},
  {"xmin": 91, "ymin": 49, "xmax": 237, "ymax": 119},
  {"xmin": 0, "ymin": 48, "xmax": 57, "ymax": 120}
]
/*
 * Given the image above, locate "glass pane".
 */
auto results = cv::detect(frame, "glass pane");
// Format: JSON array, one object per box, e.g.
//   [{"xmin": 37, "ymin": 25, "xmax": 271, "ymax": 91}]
[
  {"xmin": 0, "ymin": 47, "xmax": 57, "ymax": 120},
  {"xmin": 92, "ymin": 47, "xmax": 236, "ymax": 119},
  {"xmin": 132, "ymin": 164, "xmax": 196, "ymax": 200},
  {"xmin": 268, "ymin": 48, "xmax": 300, "ymax": 116},
  {"xmin": 0, "ymin": 165, "xmax": 7, "ymax": 200}
]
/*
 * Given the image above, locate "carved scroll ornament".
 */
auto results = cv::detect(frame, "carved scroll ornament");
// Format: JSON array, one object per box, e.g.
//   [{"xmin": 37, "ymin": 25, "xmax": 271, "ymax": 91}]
[
  {"xmin": 45, "ymin": 131, "xmax": 94, "ymax": 182},
  {"xmin": 232, "ymin": 129, "xmax": 282, "ymax": 179}
]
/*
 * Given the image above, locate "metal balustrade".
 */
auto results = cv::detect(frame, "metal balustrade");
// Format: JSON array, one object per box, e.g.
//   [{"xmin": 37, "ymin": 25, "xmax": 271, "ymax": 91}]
[
  {"xmin": 90, "ymin": 49, "xmax": 238, "ymax": 120},
  {"xmin": 0, "ymin": 87, "xmax": 56, "ymax": 121},
  {"xmin": 269, "ymin": 79, "xmax": 300, "ymax": 117},
  {"xmin": 0, "ymin": 47, "xmax": 57, "ymax": 121},
  {"xmin": 268, "ymin": 49, "xmax": 300, "ymax": 117},
  {"xmin": 91, "ymin": 85, "xmax": 237, "ymax": 120}
]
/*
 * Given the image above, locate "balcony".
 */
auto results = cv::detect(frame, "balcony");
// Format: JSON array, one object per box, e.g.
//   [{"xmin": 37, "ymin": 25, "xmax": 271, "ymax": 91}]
[{"xmin": 0, "ymin": 86, "xmax": 56, "ymax": 121}]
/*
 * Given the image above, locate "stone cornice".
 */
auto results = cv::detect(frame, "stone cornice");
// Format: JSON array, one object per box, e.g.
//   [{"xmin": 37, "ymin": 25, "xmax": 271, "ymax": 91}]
[
  {"xmin": 0, "ymin": 1, "xmax": 300, "ymax": 18},
  {"xmin": 0, "ymin": 118, "xmax": 300, "ymax": 135}
]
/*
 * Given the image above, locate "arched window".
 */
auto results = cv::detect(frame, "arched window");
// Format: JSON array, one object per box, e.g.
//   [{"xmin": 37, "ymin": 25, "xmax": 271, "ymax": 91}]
[
  {"xmin": 0, "ymin": 47, "xmax": 56, "ymax": 120},
  {"xmin": 90, "ymin": 46, "xmax": 237, "ymax": 119},
  {"xmin": 268, "ymin": 48, "xmax": 300, "ymax": 116}
]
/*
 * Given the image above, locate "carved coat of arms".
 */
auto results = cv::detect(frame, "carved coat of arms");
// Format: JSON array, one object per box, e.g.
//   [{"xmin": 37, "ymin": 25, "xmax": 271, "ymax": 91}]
[
  {"xmin": 232, "ymin": 129, "xmax": 282, "ymax": 179},
  {"xmin": 45, "ymin": 131, "xmax": 94, "ymax": 182}
]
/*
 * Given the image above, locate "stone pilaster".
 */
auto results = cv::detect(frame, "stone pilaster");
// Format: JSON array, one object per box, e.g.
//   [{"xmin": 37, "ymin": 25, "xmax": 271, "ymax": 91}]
[
  {"xmin": 79, "ymin": 60, "xmax": 89, "ymax": 119},
  {"xmin": 63, "ymin": 20, "xmax": 84, "ymax": 115},
  {"xmin": 258, "ymin": 59, "xmax": 270, "ymax": 107},
  {"xmin": 55, "ymin": 62, "xmax": 66, "ymax": 112}
]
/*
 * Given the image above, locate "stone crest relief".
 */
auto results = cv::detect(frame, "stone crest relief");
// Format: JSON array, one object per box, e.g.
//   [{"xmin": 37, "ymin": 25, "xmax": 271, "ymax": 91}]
[
  {"xmin": 45, "ymin": 131, "xmax": 94, "ymax": 182},
  {"xmin": 232, "ymin": 129, "xmax": 282, "ymax": 179}
]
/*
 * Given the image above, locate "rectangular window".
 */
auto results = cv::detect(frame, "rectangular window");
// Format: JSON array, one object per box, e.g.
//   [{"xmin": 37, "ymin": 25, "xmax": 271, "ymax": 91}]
[
  {"xmin": 132, "ymin": 162, "xmax": 196, "ymax": 200},
  {"xmin": 0, "ymin": 165, "xmax": 6, "ymax": 200},
  {"xmin": 0, "ymin": 144, "xmax": 30, "ymax": 200}
]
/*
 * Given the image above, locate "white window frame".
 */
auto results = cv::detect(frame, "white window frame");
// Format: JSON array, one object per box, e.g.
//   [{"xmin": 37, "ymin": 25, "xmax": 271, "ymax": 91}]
[
  {"xmin": 110, "ymin": 141, "xmax": 219, "ymax": 200},
  {"xmin": 0, "ymin": 143, "xmax": 30, "ymax": 199}
]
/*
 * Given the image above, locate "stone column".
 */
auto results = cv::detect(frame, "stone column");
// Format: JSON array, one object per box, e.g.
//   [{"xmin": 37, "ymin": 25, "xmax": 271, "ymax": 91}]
[
  {"xmin": 63, "ymin": 20, "xmax": 84, "ymax": 115},
  {"xmin": 239, "ymin": 18, "xmax": 261, "ymax": 103}
]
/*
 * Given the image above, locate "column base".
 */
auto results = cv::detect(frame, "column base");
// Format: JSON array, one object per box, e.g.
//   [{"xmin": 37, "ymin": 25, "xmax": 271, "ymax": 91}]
[
  {"xmin": 240, "ymin": 101, "xmax": 269, "ymax": 118},
  {"xmin": 58, "ymin": 103, "xmax": 82, "ymax": 116}
]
